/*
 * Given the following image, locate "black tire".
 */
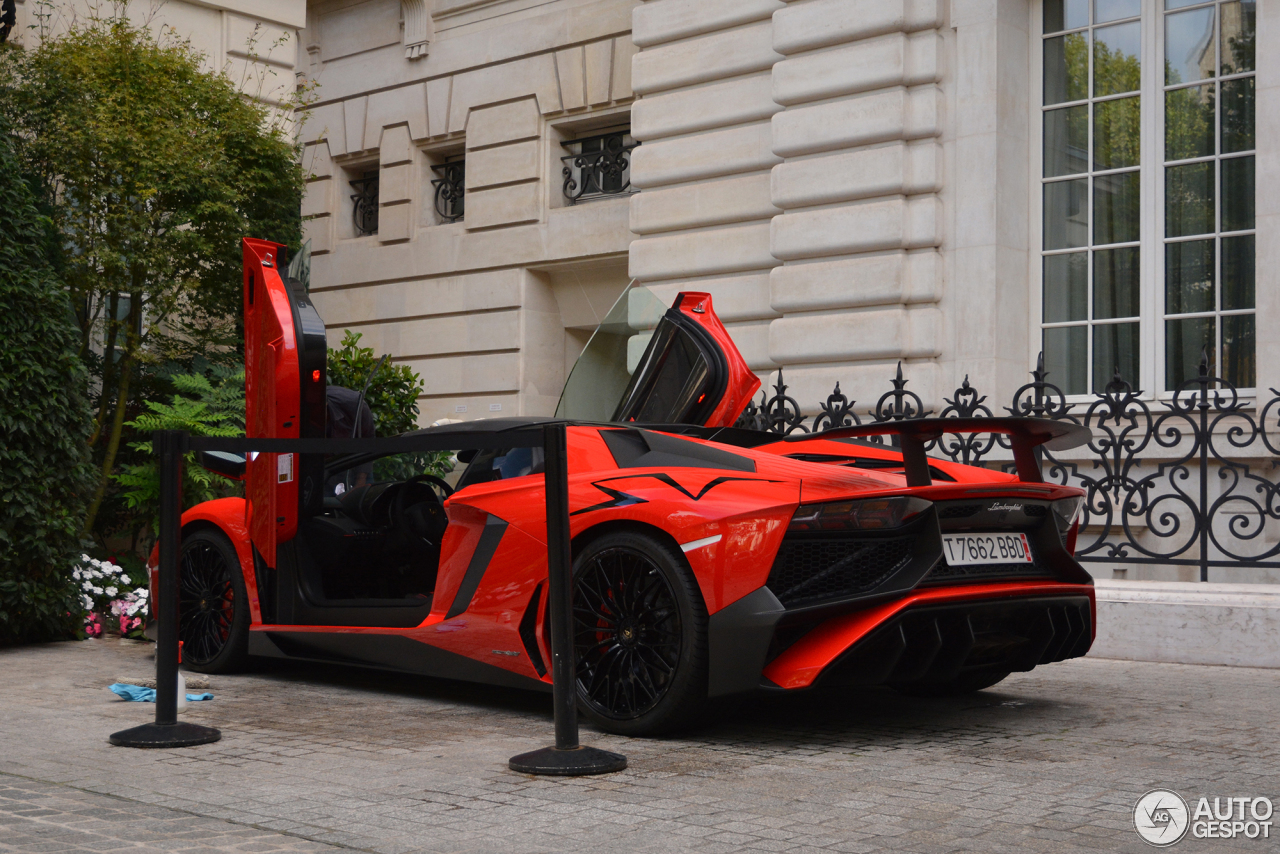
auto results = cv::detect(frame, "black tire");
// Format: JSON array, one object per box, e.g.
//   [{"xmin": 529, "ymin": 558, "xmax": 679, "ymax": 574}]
[
  {"xmin": 572, "ymin": 530, "xmax": 707, "ymax": 737},
  {"xmin": 179, "ymin": 528, "xmax": 250, "ymax": 674},
  {"xmin": 890, "ymin": 668, "xmax": 1011, "ymax": 697}
]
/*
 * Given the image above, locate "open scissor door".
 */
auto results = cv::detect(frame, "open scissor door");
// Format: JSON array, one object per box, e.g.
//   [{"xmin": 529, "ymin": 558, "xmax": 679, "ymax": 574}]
[
  {"xmin": 556, "ymin": 289, "xmax": 759, "ymax": 428},
  {"xmin": 242, "ymin": 238, "xmax": 327, "ymax": 569}
]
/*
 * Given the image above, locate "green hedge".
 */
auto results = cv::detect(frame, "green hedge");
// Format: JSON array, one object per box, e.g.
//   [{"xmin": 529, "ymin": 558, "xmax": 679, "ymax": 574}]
[{"xmin": 0, "ymin": 118, "xmax": 94, "ymax": 644}]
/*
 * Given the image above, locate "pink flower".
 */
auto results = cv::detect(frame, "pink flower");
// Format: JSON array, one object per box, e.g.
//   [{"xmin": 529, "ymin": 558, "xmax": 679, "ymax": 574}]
[{"xmin": 84, "ymin": 612, "xmax": 102, "ymax": 638}]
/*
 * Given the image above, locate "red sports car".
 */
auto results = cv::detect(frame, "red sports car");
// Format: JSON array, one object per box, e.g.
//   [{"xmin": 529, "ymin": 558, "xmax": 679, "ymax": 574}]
[{"xmin": 162, "ymin": 238, "xmax": 1095, "ymax": 736}]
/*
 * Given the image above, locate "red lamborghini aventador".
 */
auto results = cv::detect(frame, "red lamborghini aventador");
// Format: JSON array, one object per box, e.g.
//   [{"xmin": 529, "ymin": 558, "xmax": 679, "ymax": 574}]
[{"xmin": 158, "ymin": 238, "xmax": 1095, "ymax": 736}]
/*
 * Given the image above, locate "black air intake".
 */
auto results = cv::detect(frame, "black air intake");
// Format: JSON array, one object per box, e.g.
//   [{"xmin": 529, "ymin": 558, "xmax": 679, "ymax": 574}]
[{"xmin": 766, "ymin": 535, "xmax": 914, "ymax": 608}]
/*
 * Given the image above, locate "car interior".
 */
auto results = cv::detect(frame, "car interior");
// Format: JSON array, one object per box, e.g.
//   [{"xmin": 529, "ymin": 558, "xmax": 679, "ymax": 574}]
[{"xmin": 286, "ymin": 447, "xmax": 544, "ymax": 607}]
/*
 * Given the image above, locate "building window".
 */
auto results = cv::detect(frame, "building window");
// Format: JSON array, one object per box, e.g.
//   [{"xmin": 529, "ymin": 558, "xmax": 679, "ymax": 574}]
[
  {"xmin": 560, "ymin": 128, "xmax": 638, "ymax": 204},
  {"xmin": 349, "ymin": 170, "xmax": 379, "ymax": 236},
  {"xmin": 1038, "ymin": 0, "xmax": 1256, "ymax": 393},
  {"xmin": 430, "ymin": 157, "xmax": 465, "ymax": 223},
  {"xmin": 1162, "ymin": 0, "xmax": 1255, "ymax": 388},
  {"xmin": 1041, "ymin": 0, "xmax": 1143, "ymax": 395}
]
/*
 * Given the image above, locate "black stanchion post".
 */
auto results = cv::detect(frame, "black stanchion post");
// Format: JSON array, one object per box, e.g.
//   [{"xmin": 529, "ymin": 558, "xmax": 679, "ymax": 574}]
[
  {"xmin": 110, "ymin": 430, "xmax": 221, "ymax": 748},
  {"xmin": 508, "ymin": 423, "xmax": 625, "ymax": 775}
]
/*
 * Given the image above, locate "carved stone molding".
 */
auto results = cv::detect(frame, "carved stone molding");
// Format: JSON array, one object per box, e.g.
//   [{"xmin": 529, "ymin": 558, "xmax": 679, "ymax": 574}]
[{"xmin": 403, "ymin": 0, "xmax": 431, "ymax": 60}]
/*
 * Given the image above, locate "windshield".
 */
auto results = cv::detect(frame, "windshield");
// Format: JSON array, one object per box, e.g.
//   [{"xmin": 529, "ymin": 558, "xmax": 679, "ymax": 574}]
[{"xmin": 554, "ymin": 282, "xmax": 668, "ymax": 421}]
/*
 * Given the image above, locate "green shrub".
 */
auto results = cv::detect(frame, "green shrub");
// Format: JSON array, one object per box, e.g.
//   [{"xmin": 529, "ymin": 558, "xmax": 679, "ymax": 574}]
[
  {"xmin": 327, "ymin": 331, "xmax": 424, "ymax": 437},
  {"xmin": 327, "ymin": 331, "xmax": 449, "ymax": 479},
  {"xmin": 0, "ymin": 118, "xmax": 94, "ymax": 644},
  {"xmin": 113, "ymin": 362, "xmax": 245, "ymax": 541}
]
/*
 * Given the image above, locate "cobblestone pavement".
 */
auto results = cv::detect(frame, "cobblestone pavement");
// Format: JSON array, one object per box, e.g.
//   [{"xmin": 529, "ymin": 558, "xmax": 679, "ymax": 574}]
[{"xmin": 0, "ymin": 640, "xmax": 1276, "ymax": 853}]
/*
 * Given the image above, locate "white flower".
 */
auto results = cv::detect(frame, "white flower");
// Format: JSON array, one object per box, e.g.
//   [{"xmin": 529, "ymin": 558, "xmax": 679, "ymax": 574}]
[
  {"xmin": 81, "ymin": 581, "xmax": 93, "ymax": 592},
  {"xmin": 137, "ymin": 589, "xmax": 149, "ymax": 600},
  {"xmin": 104, "ymin": 586, "xmax": 118, "ymax": 597},
  {"xmin": 91, "ymin": 586, "xmax": 103, "ymax": 595},
  {"xmin": 80, "ymin": 594, "xmax": 93, "ymax": 610}
]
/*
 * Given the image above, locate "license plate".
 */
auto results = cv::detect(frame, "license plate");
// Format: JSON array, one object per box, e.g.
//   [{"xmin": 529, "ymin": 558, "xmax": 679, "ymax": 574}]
[{"xmin": 941, "ymin": 532, "xmax": 1033, "ymax": 566}]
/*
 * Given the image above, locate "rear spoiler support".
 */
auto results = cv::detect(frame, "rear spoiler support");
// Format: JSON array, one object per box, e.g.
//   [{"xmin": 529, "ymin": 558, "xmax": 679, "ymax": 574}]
[{"xmin": 784, "ymin": 417, "xmax": 1093, "ymax": 487}]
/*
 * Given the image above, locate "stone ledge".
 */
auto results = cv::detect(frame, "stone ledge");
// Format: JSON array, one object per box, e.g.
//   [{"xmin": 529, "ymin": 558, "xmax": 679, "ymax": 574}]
[{"xmin": 1091, "ymin": 579, "xmax": 1280, "ymax": 669}]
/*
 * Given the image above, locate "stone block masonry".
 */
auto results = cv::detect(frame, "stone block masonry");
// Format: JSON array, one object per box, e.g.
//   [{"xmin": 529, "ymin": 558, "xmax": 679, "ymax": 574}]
[
  {"xmin": 299, "ymin": 0, "xmax": 639, "ymax": 424},
  {"xmin": 628, "ymin": 0, "xmax": 947, "ymax": 407}
]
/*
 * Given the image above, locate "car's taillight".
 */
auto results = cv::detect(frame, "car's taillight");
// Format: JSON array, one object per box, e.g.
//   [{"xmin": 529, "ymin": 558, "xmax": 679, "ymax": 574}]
[
  {"xmin": 1052, "ymin": 496, "xmax": 1083, "ymax": 541},
  {"xmin": 788, "ymin": 496, "xmax": 931, "ymax": 532}
]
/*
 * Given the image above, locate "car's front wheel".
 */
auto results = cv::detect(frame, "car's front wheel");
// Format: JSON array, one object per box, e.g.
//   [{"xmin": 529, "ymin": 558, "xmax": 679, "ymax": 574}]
[
  {"xmin": 179, "ymin": 528, "xmax": 250, "ymax": 673},
  {"xmin": 572, "ymin": 530, "xmax": 707, "ymax": 736}
]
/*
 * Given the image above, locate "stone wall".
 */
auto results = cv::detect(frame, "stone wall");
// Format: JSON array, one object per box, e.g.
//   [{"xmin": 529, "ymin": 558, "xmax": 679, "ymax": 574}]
[
  {"xmin": 302, "ymin": 0, "xmax": 640, "ymax": 423},
  {"xmin": 628, "ymin": 0, "xmax": 952, "ymax": 411}
]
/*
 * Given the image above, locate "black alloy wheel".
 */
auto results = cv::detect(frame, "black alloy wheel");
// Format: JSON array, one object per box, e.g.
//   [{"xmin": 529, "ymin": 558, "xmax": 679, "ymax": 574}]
[
  {"xmin": 572, "ymin": 531, "xmax": 707, "ymax": 736},
  {"xmin": 178, "ymin": 529, "xmax": 249, "ymax": 673}
]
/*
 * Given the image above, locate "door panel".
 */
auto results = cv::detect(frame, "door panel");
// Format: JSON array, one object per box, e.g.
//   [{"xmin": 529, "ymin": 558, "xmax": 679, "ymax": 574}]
[
  {"xmin": 243, "ymin": 238, "xmax": 300, "ymax": 568},
  {"xmin": 242, "ymin": 238, "xmax": 330, "ymax": 570}
]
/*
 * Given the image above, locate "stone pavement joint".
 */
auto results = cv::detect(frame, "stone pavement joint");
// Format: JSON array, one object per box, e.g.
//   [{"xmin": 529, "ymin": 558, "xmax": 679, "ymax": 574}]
[{"xmin": 0, "ymin": 640, "xmax": 1275, "ymax": 853}]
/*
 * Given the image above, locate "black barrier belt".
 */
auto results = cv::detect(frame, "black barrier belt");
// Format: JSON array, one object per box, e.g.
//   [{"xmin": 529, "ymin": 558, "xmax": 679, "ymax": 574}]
[
  {"xmin": 183, "ymin": 421, "xmax": 760, "ymax": 455},
  {"xmin": 186, "ymin": 430, "xmax": 544, "ymax": 454}
]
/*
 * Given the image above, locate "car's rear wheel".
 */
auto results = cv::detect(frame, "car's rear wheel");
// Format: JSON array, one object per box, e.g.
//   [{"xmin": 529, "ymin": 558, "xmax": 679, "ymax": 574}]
[
  {"xmin": 179, "ymin": 528, "xmax": 249, "ymax": 673},
  {"xmin": 890, "ymin": 668, "xmax": 1011, "ymax": 697},
  {"xmin": 572, "ymin": 531, "xmax": 707, "ymax": 736}
]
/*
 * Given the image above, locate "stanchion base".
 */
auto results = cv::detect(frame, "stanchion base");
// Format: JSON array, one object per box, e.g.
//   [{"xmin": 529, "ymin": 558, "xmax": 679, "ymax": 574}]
[
  {"xmin": 109, "ymin": 721, "xmax": 222, "ymax": 748},
  {"xmin": 509, "ymin": 745, "xmax": 627, "ymax": 776}
]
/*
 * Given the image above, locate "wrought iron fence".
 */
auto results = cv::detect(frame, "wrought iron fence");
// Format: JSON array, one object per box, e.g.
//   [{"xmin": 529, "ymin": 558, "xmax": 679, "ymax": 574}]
[{"xmin": 735, "ymin": 352, "xmax": 1280, "ymax": 581}]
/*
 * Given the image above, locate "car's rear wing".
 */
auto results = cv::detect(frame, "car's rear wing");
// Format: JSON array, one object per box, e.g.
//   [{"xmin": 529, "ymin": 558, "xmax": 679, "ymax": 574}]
[{"xmin": 783, "ymin": 417, "xmax": 1092, "ymax": 487}]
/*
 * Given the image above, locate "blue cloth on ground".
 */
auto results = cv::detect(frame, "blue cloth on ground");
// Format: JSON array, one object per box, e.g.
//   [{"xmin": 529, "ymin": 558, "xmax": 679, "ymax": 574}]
[{"xmin": 108, "ymin": 683, "xmax": 213, "ymax": 702}]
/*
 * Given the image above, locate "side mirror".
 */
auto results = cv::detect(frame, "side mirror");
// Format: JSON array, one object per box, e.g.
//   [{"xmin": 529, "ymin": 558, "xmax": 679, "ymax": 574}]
[{"xmin": 197, "ymin": 450, "xmax": 246, "ymax": 481}]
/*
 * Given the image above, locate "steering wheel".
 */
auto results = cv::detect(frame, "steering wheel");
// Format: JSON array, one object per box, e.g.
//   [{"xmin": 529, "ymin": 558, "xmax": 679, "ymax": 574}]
[
  {"xmin": 406, "ymin": 473, "xmax": 454, "ymax": 498},
  {"xmin": 390, "ymin": 474, "xmax": 452, "ymax": 548}
]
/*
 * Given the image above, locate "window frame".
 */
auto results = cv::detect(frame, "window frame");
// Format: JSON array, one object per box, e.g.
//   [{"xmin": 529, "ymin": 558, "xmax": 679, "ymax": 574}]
[
  {"xmin": 1159, "ymin": 0, "xmax": 1258, "ymax": 392},
  {"xmin": 1029, "ymin": 0, "xmax": 1258, "ymax": 400},
  {"xmin": 1031, "ymin": 0, "xmax": 1162, "ymax": 401}
]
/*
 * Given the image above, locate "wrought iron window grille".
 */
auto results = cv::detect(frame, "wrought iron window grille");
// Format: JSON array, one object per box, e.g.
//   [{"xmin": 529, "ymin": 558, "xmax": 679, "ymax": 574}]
[
  {"xmin": 430, "ymin": 160, "xmax": 465, "ymax": 223},
  {"xmin": 560, "ymin": 130, "xmax": 638, "ymax": 204},
  {"xmin": 349, "ymin": 172, "xmax": 379, "ymax": 236},
  {"xmin": 735, "ymin": 349, "xmax": 1280, "ymax": 582}
]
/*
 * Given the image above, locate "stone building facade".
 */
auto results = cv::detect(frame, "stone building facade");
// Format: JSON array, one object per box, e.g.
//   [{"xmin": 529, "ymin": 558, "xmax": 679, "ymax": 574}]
[
  {"xmin": 299, "ymin": 0, "xmax": 639, "ymax": 421},
  {"xmin": 296, "ymin": 0, "xmax": 1275, "ymax": 433}
]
